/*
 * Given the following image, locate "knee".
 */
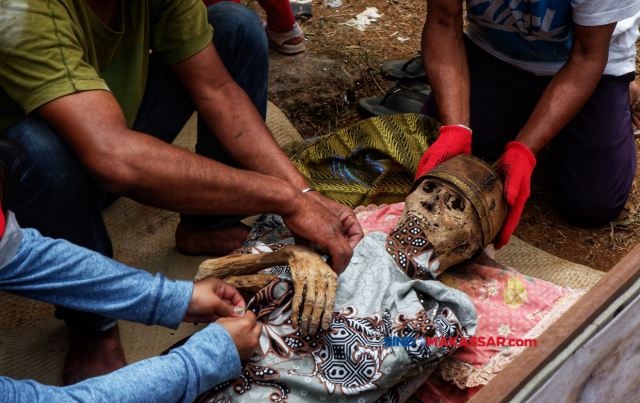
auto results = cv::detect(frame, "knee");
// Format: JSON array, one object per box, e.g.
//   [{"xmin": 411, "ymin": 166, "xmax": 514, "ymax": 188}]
[
  {"xmin": 4, "ymin": 116, "xmax": 96, "ymax": 195},
  {"xmin": 207, "ymin": 2, "xmax": 268, "ymax": 54},
  {"xmin": 5, "ymin": 117, "xmax": 58, "ymax": 180},
  {"xmin": 556, "ymin": 183, "xmax": 631, "ymax": 226},
  {"xmin": 207, "ymin": 1, "xmax": 262, "ymax": 28},
  {"xmin": 552, "ymin": 136, "xmax": 637, "ymax": 226}
]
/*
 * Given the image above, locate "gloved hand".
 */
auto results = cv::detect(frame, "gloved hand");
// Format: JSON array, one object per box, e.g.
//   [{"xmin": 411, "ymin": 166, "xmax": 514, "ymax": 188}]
[
  {"xmin": 415, "ymin": 125, "xmax": 472, "ymax": 179},
  {"xmin": 494, "ymin": 141, "xmax": 536, "ymax": 249}
]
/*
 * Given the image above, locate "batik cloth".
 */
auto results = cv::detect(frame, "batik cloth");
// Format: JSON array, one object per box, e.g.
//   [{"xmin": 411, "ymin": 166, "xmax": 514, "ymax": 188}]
[
  {"xmin": 195, "ymin": 215, "xmax": 477, "ymax": 403},
  {"xmin": 231, "ymin": 206, "xmax": 587, "ymax": 403},
  {"xmin": 283, "ymin": 114, "xmax": 440, "ymax": 208}
]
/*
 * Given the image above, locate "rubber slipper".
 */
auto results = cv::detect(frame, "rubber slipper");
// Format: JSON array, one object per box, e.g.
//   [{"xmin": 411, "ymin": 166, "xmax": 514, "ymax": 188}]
[
  {"xmin": 358, "ymin": 77, "xmax": 431, "ymax": 117},
  {"xmin": 381, "ymin": 54, "xmax": 426, "ymax": 81},
  {"xmin": 264, "ymin": 22, "xmax": 305, "ymax": 55}
]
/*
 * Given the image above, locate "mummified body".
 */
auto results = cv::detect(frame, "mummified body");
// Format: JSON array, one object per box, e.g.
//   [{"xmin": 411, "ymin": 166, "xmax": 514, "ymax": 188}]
[
  {"xmin": 192, "ymin": 155, "xmax": 506, "ymax": 403},
  {"xmin": 196, "ymin": 154, "xmax": 507, "ymax": 335}
]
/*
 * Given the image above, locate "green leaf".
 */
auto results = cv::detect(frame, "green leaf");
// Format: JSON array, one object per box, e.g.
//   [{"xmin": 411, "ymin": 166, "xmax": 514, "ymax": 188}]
[
  {"xmin": 498, "ymin": 270, "xmax": 510, "ymax": 275},
  {"xmin": 524, "ymin": 276, "xmax": 536, "ymax": 283}
]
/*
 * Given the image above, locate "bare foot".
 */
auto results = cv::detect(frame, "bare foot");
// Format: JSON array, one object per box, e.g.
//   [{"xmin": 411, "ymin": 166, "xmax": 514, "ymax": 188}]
[
  {"xmin": 63, "ymin": 324, "xmax": 126, "ymax": 386},
  {"xmin": 630, "ymin": 78, "xmax": 640, "ymax": 134},
  {"xmin": 175, "ymin": 221, "xmax": 250, "ymax": 256}
]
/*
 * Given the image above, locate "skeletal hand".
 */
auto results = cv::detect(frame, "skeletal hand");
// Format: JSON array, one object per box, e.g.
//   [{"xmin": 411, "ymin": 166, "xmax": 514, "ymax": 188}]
[
  {"xmin": 287, "ymin": 246, "xmax": 338, "ymax": 335},
  {"xmin": 196, "ymin": 245, "xmax": 338, "ymax": 335}
]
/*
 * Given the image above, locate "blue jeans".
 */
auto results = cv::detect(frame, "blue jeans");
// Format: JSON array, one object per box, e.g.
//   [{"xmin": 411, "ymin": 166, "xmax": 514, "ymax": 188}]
[{"xmin": 3, "ymin": 2, "xmax": 268, "ymax": 331}]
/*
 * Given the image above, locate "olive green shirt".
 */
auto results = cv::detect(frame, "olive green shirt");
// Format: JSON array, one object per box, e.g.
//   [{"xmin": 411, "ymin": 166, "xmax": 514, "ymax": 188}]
[{"xmin": 0, "ymin": 0, "xmax": 213, "ymax": 131}]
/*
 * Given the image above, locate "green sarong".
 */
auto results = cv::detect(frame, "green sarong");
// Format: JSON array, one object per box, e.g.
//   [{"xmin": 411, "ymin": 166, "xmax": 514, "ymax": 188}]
[{"xmin": 284, "ymin": 114, "xmax": 440, "ymax": 208}]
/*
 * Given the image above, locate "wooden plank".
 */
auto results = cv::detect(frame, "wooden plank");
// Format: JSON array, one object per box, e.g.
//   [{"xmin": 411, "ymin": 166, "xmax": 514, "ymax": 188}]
[
  {"xmin": 468, "ymin": 244, "xmax": 640, "ymax": 403},
  {"xmin": 526, "ymin": 292, "xmax": 640, "ymax": 403}
]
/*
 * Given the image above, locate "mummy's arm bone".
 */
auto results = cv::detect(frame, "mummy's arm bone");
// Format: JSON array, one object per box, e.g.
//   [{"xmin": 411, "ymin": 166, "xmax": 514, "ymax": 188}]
[{"xmin": 196, "ymin": 245, "xmax": 338, "ymax": 335}]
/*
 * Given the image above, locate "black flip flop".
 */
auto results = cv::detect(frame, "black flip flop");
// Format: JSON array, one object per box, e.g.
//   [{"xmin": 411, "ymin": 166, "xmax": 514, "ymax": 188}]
[
  {"xmin": 381, "ymin": 54, "xmax": 426, "ymax": 81},
  {"xmin": 358, "ymin": 77, "xmax": 431, "ymax": 117},
  {"xmin": 290, "ymin": 4, "xmax": 312, "ymax": 21}
]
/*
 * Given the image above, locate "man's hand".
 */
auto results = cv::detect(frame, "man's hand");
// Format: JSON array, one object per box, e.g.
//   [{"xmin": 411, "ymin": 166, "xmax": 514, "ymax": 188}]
[
  {"xmin": 307, "ymin": 192, "xmax": 363, "ymax": 250},
  {"xmin": 415, "ymin": 125, "xmax": 472, "ymax": 179},
  {"xmin": 183, "ymin": 277, "xmax": 246, "ymax": 323},
  {"xmin": 494, "ymin": 142, "xmax": 536, "ymax": 249},
  {"xmin": 216, "ymin": 311, "xmax": 263, "ymax": 361},
  {"xmin": 279, "ymin": 190, "xmax": 356, "ymax": 274}
]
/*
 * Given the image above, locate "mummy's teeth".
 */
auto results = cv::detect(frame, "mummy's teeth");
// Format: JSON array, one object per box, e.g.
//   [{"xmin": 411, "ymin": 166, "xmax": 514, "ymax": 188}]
[{"xmin": 406, "ymin": 210, "xmax": 429, "ymax": 227}]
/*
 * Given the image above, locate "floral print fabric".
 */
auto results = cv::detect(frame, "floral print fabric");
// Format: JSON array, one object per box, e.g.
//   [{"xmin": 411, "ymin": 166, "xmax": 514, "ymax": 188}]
[{"xmin": 438, "ymin": 261, "xmax": 575, "ymax": 369}]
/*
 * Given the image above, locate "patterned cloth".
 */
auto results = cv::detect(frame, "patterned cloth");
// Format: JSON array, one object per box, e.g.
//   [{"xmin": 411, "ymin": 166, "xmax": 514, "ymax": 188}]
[
  {"xmin": 193, "ymin": 215, "xmax": 477, "ymax": 403},
  {"xmin": 283, "ymin": 114, "xmax": 440, "ymax": 208},
  {"xmin": 215, "ymin": 204, "xmax": 585, "ymax": 403},
  {"xmin": 244, "ymin": 214, "xmax": 294, "ymax": 249}
]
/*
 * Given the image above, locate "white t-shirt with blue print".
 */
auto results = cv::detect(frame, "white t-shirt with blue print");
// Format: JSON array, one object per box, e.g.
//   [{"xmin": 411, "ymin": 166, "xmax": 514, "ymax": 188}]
[{"xmin": 465, "ymin": 0, "xmax": 640, "ymax": 76}]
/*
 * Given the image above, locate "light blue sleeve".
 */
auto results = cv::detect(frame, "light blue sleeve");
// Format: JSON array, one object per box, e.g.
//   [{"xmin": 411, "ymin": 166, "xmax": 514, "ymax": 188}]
[
  {"xmin": 0, "ymin": 228, "xmax": 193, "ymax": 329},
  {"xmin": 0, "ymin": 323, "xmax": 242, "ymax": 403}
]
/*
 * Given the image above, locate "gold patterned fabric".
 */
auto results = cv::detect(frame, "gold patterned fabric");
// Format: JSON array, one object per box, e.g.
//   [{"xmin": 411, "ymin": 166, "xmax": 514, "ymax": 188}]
[{"xmin": 283, "ymin": 113, "xmax": 441, "ymax": 208}]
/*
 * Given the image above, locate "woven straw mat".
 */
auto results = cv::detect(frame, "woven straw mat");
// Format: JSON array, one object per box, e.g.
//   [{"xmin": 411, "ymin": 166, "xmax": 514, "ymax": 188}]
[
  {"xmin": 0, "ymin": 104, "xmax": 603, "ymax": 386},
  {"xmin": 493, "ymin": 237, "xmax": 603, "ymax": 289}
]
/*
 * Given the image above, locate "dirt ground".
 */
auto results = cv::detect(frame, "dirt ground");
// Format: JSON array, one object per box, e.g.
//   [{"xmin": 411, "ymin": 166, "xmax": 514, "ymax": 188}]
[{"xmin": 249, "ymin": 0, "xmax": 640, "ymax": 273}]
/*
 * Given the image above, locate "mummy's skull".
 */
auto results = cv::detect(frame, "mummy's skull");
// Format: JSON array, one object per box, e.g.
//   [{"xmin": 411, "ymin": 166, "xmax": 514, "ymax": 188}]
[{"xmin": 401, "ymin": 155, "xmax": 507, "ymax": 270}]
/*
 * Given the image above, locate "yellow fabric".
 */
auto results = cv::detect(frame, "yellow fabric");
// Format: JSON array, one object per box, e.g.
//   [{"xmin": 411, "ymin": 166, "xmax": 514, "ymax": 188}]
[
  {"xmin": 283, "ymin": 113, "xmax": 440, "ymax": 208},
  {"xmin": 0, "ymin": 0, "xmax": 212, "ymax": 130}
]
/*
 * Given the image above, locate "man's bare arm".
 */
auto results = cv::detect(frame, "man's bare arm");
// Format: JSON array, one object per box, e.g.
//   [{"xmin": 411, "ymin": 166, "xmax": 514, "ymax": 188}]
[
  {"xmin": 168, "ymin": 42, "xmax": 363, "ymax": 249},
  {"xmin": 37, "ymin": 90, "xmax": 300, "ymax": 216},
  {"xmin": 37, "ymin": 90, "xmax": 355, "ymax": 271},
  {"xmin": 169, "ymin": 42, "xmax": 310, "ymax": 190},
  {"xmin": 422, "ymin": 0, "xmax": 470, "ymax": 127},
  {"xmin": 515, "ymin": 23, "xmax": 616, "ymax": 154}
]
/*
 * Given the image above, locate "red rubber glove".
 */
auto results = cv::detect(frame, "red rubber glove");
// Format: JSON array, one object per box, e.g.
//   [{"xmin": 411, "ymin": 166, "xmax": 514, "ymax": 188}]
[
  {"xmin": 494, "ymin": 141, "xmax": 536, "ymax": 250},
  {"xmin": 415, "ymin": 125, "xmax": 472, "ymax": 179}
]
